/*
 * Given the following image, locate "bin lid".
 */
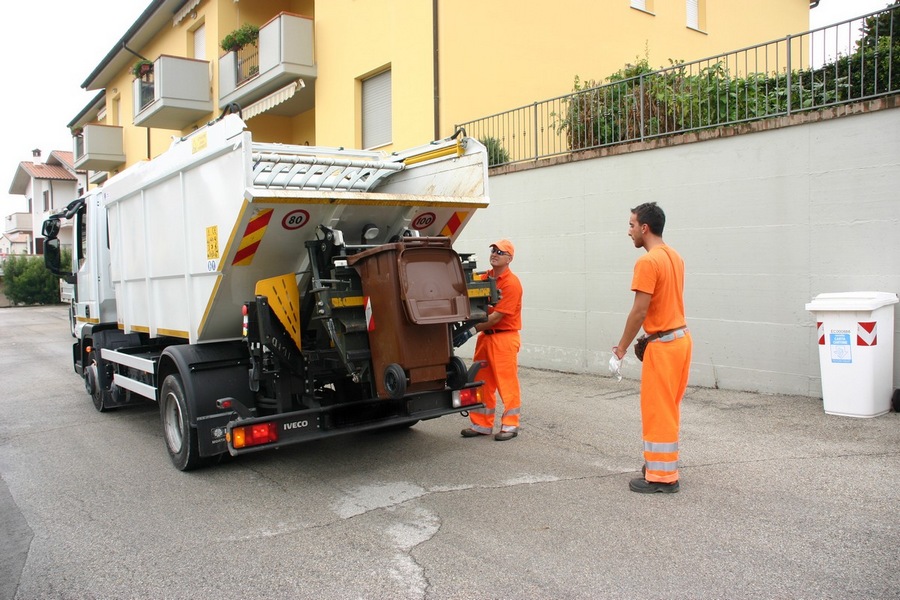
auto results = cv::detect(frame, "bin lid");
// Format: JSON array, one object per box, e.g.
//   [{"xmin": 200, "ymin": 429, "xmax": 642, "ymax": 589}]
[{"xmin": 805, "ymin": 291, "xmax": 899, "ymax": 312}]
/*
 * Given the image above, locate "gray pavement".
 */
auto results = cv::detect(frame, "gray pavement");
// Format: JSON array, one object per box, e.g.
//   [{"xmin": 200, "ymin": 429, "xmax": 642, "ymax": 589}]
[{"xmin": 1, "ymin": 305, "xmax": 899, "ymax": 599}]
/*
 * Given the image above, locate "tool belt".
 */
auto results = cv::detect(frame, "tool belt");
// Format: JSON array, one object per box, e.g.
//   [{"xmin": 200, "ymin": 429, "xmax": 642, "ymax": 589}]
[{"xmin": 634, "ymin": 326, "xmax": 687, "ymax": 362}]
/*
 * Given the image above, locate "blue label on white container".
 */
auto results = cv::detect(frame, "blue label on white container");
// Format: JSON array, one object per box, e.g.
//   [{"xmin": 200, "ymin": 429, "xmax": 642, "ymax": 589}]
[{"xmin": 830, "ymin": 333, "xmax": 852, "ymax": 363}]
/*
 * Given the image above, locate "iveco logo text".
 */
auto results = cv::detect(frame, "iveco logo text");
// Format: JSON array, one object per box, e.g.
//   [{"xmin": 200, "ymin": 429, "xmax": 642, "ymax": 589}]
[{"xmin": 284, "ymin": 420, "xmax": 309, "ymax": 430}]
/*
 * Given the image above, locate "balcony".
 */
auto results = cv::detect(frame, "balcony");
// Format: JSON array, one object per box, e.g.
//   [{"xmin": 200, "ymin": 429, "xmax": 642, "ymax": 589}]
[
  {"xmin": 219, "ymin": 13, "xmax": 316, "ymax": 116},
  {"xmin": 4, "ymin": 212, "xmax": 31, "ymax": 234},
  {"xmin": 73, "ymin": 124, "xmax": 125, "ymax": 171},
  {"xmin": 133, "ymin": 55, "xmax": 213, "ymax": 130}
]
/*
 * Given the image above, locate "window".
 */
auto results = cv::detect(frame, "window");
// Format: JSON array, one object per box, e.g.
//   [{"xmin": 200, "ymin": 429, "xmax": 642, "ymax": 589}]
[
  {"xmin": 43, "ymin": 190, "xmax": 50, "ymax": 212},
  {"xmin": 687, "ymin": 0, "xmax": 706, "ymax": 31},
  {"xmin": 631, "ymin": 0, "xmax": 654, "ymax": 12},
  {"xmin": 192, "ymin": 23, "xmax": 206, "ymax": 60},
  {"xmin": 362, "ymin": 69, "xmax": 392, "ymax": 149}
]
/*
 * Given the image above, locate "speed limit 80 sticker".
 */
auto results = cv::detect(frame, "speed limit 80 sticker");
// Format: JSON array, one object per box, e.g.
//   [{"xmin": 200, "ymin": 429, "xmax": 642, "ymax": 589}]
[{"xmin": 282, "ymin": 209, "xmax": 311, "ymax": 230}]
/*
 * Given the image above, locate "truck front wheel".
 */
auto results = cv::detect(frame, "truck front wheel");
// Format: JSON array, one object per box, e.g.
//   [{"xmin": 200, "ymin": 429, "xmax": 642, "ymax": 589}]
[{"xmin": 160, "ymin": 374, "xmax": 204, "ymax": 471}]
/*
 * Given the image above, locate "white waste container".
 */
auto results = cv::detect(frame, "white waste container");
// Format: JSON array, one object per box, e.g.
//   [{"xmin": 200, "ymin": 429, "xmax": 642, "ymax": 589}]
[{"xmin": 805, "ymin": 292, "xmax": 899, "ymax": 417}]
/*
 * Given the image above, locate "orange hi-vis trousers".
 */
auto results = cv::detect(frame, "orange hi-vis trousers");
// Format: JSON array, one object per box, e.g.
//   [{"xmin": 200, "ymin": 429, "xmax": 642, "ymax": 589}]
[
  {"xmin": 641, "ymin": 332, "xmax": 692, "ymax": 483},
  {"xmin": 469, "ymin": 331, "xmax": 521, "ymax": 434}
]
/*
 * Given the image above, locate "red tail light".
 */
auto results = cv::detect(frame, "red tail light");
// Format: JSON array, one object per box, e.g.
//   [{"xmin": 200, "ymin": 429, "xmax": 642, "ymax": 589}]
[
  {"xmin": 230, "ymin": 422, "xmax": 279, "ymax": 448},
  {"xmin": 453, "ymin": 388, "xmax": 479, "ymax": 408}
]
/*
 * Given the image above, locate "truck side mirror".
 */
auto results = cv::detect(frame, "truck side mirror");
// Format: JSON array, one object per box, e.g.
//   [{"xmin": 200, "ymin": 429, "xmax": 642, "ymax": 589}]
[
  {"xmin": 42, "ymin": 218, "xmax": 60, "ymax": 238},
  {"xmin": 44, "ymin": 238, "xmax": 76, "ymax": 284}
]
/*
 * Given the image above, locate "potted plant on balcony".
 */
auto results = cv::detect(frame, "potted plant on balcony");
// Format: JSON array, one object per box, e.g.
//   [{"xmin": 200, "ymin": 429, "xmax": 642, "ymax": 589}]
[
  {"xmin": 132, "ymin": 59, "xmax": 153, "ymax": 79},
  {"xmin": 220, "ymin": 23, "xmax": 259, "ymax": 53}
]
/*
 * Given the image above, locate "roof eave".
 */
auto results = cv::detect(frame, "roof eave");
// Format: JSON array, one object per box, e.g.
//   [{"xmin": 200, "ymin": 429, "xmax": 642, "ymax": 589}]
[{"xmin": 80, "ymin": 0, "xmax": 185, "ymax": 91}]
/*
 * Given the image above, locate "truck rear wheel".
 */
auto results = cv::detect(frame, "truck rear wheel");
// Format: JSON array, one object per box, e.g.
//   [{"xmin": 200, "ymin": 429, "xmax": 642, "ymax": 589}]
[{"xmin": 160, "ymin": 374, "xmax": 204, "ymax": 471}]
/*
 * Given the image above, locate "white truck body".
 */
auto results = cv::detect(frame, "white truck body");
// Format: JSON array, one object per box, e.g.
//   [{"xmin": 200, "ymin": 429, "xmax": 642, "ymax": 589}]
[
  {"xmin": 43, "ymin": 115, "xmax": 493, "ymax": 470},
  {"xmin": 98, "ymin": 114, "xmax": 487, "ymax": 343}
]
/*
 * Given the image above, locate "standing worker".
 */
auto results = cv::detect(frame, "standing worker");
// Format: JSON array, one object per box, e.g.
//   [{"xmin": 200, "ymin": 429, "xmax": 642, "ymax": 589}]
[
  {"xmin": 610, "ymin": 203, "xmax": 692, "ymax": 493},
  {"xmin": 457, "ymin": 239, "xmax": 523, "ymax": 441}
]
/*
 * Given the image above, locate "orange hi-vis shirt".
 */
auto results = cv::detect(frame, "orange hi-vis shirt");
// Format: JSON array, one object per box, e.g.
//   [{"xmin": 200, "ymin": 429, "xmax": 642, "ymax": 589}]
[
  {"xmin": 487, "ymin": 268, "xmax": 523, "ymax": 331},
  {"xmin": 631, "ymin": 245, "xmax": 686, "ymax": 334}
]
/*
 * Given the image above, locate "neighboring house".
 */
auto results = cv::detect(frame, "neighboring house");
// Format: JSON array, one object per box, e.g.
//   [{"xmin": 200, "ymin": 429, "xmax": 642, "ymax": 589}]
[
  {"xmin": 1, "ymin": 215, "xmax": 32, "ymax": 256},
  {"xmin": 7, "ymin": 150, "xmax": 87, "ymax": 255},
  {"xmin": 66, "ymin": 0, "xmax": 811, "ymax": 182}
]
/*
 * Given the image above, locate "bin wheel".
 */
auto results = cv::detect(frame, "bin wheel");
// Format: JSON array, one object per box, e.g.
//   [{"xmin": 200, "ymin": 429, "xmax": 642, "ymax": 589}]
[
  {"xmin": 447, "ymin": 356, "xmax": 468, "ymax": 390},
  {"xmin": 892, "ymin": 389, "xmax": 900, "ymax": 412},
  {"xmin": 383, "ymin": 363, "xmax": 407, "ymax": 399}
]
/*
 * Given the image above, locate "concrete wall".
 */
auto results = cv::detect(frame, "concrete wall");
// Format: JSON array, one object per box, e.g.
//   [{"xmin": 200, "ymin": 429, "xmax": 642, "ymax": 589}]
[{"xmin": 455, "ymin": 100, "xmax": 900, "ymax": 397}]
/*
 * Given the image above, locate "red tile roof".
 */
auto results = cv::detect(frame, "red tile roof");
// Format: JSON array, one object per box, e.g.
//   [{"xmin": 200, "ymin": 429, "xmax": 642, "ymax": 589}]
[
  {"xmin": 48, "ymin": 151, "xmax": 75, "ymax": 170},
  {"xmin": 17, "ymin": 162, "xmax": 76, "ymax": 181}
]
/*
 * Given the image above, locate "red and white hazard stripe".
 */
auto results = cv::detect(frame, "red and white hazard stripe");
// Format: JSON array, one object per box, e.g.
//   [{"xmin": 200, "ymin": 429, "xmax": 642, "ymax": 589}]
[
  {"xmin": 817, "ymin": 322, "xmax": 824, "ymax": 345},
  {"xmin": 857, "ymin": 321, "xmax": 877, "ymax": 346}
]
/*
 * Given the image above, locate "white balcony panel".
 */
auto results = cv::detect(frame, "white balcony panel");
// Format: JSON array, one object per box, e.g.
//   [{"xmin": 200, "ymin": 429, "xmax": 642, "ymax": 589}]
[
  {"xmin": 73, "ymin": 124, "xmax": 125, "ymax": 171},
  {"xmin": 218, "ymin": 13, "xmax": 316, "ymax": 116},
  {"xmin": 134, "ymin": 55, "xmax": 212, "ymax": 130}
]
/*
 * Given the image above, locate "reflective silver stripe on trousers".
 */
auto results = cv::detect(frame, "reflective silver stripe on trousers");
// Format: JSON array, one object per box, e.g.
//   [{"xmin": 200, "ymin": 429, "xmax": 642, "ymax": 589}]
[
  {"xmin": 643, "ymin": 440, "xmax": 679, "ymax": 453},
  {"xmin": 645, "ymin": 460, "xmax": 678, "ymax": 473},
  {"xmin": 471, "ymin": 407, "xmax": 495, "ymax": 416},
  {"xmin": 471, "ymin": 424, "xmax": 492, "ymax": 434},
  {"xmin": 503, "ymin": 408, "xmax": 520, "ymax": 416}
]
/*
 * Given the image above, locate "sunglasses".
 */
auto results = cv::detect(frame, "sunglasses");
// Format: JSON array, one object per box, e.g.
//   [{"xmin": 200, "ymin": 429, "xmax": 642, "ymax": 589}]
[{"xmin": 490, "ymin": 248, "xmax": 510, "ymax": 256}]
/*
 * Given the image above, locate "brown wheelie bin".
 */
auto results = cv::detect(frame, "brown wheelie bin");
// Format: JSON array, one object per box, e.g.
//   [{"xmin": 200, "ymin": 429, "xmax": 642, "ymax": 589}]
[{"xmin": 347, "ymin": 237, "xmax": 469, "ymax": 399}]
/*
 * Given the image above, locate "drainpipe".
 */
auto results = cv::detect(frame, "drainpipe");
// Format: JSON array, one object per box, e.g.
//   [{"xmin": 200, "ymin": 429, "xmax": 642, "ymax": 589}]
[{"xmin": 433, "ymin": 0, "xmax": 440, "ymax": 140}]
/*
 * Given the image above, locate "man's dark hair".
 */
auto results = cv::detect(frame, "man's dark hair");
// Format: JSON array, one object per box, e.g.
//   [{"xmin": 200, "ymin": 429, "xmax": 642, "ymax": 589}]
[{"xmin": 631, "ymin": 202, "xmax": 665, "ymax": 236}]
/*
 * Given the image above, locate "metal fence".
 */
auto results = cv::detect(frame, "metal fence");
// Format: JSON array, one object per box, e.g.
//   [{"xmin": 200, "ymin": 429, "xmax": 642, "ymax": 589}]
[{"xmin": 458, "ymin": 5, "xmax": 899, "ymax": 166}]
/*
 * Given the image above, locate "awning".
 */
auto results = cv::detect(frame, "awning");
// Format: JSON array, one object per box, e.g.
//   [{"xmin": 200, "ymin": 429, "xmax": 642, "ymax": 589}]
[
  {"xmin": 243, "ymin": 80, "xmax": 306, "ymax": 121},
  {"xmin": 173, "ymin": 0, "xmax": 202, "ymax": 26}
]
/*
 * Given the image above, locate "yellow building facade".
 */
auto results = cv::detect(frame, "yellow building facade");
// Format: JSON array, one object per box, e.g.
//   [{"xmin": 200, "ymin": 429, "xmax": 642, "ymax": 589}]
[{"xmin": 69, "ymin": 0, "xmax": 810, "ymax": 177}]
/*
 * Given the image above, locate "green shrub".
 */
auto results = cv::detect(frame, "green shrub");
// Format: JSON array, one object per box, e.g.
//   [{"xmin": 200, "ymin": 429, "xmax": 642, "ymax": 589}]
[
  {"xmin": 479, "ymin": 136, "xmax": 510, "ymax": 166},
  {"xmin": 2, "ymin": 254, "xmax": 62, "ymax": 305},
  {"xmin": 221, "ymin": 23, "xmax": 260, "ymax": 52},
  {"xmin": 550, "ymin": 7, "xmax": 900, "ymax": 152}
]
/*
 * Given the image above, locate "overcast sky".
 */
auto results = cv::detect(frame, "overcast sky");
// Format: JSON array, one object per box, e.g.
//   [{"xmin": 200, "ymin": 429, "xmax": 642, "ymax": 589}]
[{"xmin": 0, "ymin": 0, "xmax": 894, "ymax": 217}]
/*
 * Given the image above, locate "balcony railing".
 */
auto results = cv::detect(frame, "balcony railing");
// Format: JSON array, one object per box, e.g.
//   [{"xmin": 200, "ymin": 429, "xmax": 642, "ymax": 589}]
[
  {"xmin": 138, "ymin": 74, "xmax": 155, "ymax": 112},
  {"xmin": 458, "ymin": 5, "xmax": 900, "ymax": 166},
  {"xmin": 133, "ymin": 55, "xmax": 213, "ymax": 130},
  {"xmin": 236, "ymin": 45, "xmax": 260, "ymax": 86},
  {"xmin": 219, "ymin": 13, "xmax": 316, "ymax": 116}
]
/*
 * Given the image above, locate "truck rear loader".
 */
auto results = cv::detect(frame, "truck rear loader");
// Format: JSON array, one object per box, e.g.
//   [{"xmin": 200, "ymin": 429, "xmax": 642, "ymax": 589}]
[{"xmin": 43, "ymin": 114, "xmax": 495, "ymax": 470}]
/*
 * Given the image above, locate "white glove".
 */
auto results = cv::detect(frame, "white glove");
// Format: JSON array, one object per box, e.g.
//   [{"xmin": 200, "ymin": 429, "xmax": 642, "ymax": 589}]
[{"xmin": 608, "ymin": 354, "xmax": 623, "ymax": 381}]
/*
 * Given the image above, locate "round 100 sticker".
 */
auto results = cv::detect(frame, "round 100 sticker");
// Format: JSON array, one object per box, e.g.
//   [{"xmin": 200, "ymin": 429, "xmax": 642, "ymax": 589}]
[{"xmin": 412, "ymin": 212, "xmax": 436, "ymax": 230}]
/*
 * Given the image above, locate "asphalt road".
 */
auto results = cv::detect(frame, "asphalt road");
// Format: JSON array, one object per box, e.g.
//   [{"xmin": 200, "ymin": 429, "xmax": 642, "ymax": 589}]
[{"xmin": 2, "ymin": 305, "xmax": 899, "ymax": 599}]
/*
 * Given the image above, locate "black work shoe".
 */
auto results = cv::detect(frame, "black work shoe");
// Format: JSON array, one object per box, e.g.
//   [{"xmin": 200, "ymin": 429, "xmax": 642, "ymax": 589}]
[
  {"xmin": 629, "ymin": 477, "xmax": 679, "ymax": 494},
  {"xmin": 494, "ymin": 431, "xmax": 518, "ymax": 441},
  {"xmin": 460, "ymin": 428, "xmax": 487, "ymax": 438}
]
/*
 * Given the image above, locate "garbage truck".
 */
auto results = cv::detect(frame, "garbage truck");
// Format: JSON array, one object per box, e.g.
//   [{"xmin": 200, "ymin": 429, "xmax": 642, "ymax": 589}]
[{"xmin": 42, "ymin": 113, "xmax": 495, "ymax": 471}]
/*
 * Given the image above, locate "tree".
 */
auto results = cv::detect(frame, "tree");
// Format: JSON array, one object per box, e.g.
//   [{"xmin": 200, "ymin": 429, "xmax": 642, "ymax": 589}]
[{"xmin": 1, "ymin": 254, "xmax": 62, "ymax": 305}]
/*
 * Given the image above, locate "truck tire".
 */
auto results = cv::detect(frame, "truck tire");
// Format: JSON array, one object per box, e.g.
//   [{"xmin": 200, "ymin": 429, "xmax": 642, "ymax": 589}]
[
  {"xmin": 85, "ymin": 364, "xmax": 110, "ymax": 413},
  {"xmin": 160, "ymin": 374, "xmax": 205, "ymax": 471}
]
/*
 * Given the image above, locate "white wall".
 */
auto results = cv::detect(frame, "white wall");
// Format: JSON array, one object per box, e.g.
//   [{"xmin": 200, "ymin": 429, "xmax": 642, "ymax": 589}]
[{"xmin": 455, "ymin": 104, "xmax": 900, "ymax": 397}]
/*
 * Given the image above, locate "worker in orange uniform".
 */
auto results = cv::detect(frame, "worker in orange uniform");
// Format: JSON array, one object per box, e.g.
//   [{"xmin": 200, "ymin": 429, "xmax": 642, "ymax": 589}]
[
  {"xmin": 611, "ymin": 203, "xmax": 692, "ymax": 493},
  {"xmin": 459, "ymin": 239, "xmax": 523, "ymax": 441}
]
